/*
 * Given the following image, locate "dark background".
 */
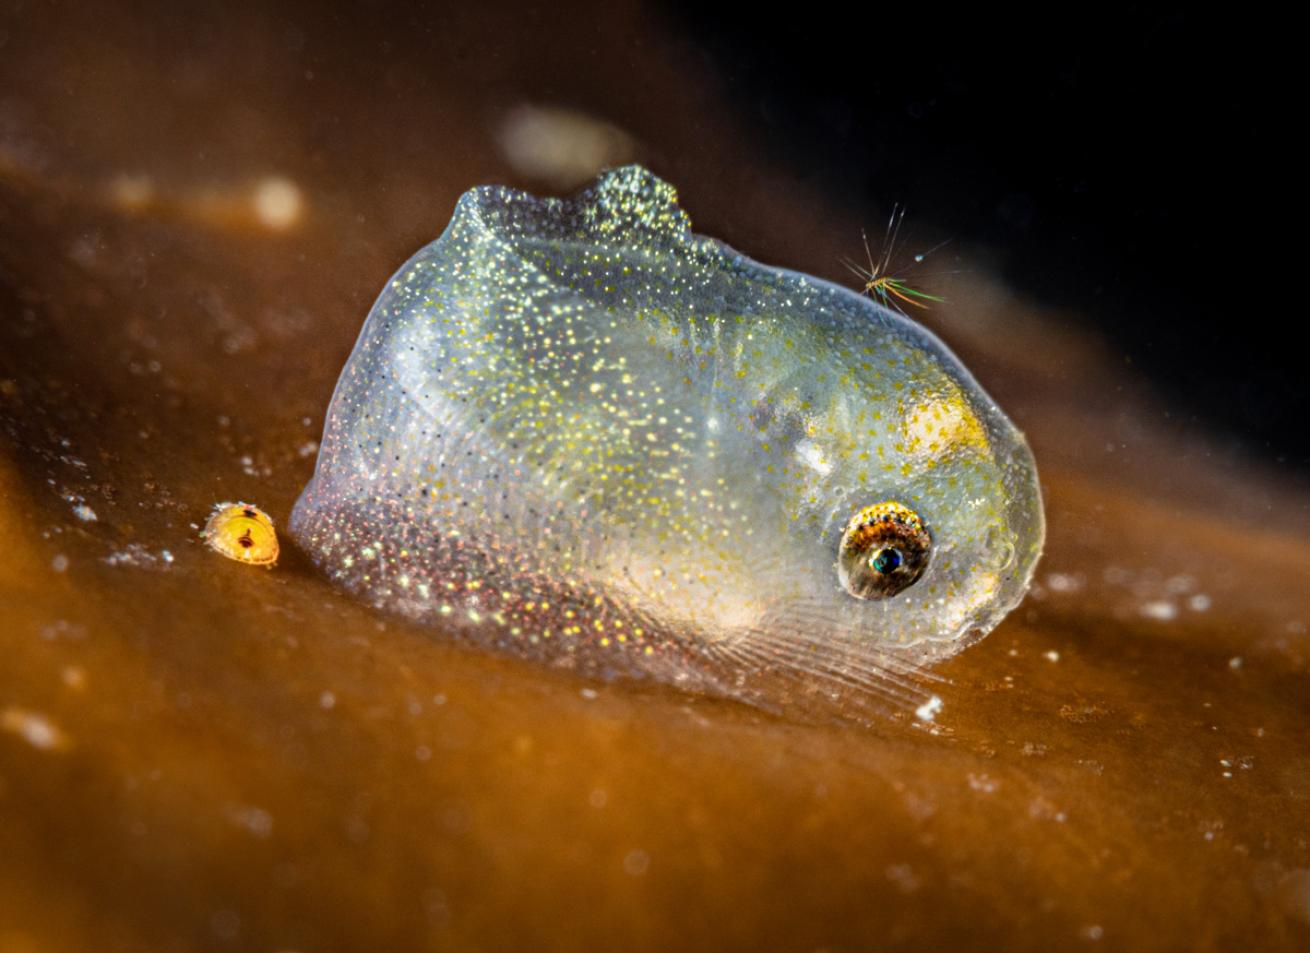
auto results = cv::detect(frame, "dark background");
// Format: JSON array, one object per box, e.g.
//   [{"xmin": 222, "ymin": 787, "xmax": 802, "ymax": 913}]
[{"xmin": 667, "ymin": 5, "xmax": 1300, "ymax": 468}]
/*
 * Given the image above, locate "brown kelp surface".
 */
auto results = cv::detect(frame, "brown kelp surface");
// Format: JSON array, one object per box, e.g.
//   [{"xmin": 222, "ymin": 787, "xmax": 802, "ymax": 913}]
[{"xmin": 3, "ymin": 3, "xmax": 1309, "ymax": 951}]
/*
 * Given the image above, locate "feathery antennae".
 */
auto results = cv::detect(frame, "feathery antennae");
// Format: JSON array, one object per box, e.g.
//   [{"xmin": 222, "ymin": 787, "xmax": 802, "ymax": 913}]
[
  {"xmin": 841, "ymin": 257, "xmax": 874, "ymax": 283},
  {"xmin": 880, "ymin": 204, "xmax": 905, "ymax": 279},
  {"xmin": 844, "ymin": 206, "xmax": 947, "ymax": 314}
]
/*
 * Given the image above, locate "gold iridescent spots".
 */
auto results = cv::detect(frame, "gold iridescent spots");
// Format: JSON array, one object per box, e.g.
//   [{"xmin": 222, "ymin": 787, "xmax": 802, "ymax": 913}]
[
  {"xmin": 203, "ymin": 502, "xmax": 279, "ymax": 567},
  {"xmin": 289, "ymin": 166, "xmax": 1044, "ymax": 717}
]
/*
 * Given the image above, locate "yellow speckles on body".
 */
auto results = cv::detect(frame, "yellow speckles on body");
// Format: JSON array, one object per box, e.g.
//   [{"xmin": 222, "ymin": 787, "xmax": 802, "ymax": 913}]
[
  {"xmin": 901, "ymin": 390, "xmax": 990, "ymax": 459},
  {"xmin": 203, "ymin": 502, "xmax": 279, "ymax": 567},
  {"xmin": 287, "ymin": 165, "xmax": 1045, "ymax": 716}
]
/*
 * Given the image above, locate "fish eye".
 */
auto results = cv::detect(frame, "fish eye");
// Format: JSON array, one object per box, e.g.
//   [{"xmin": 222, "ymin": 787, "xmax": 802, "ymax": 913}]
[
  {"xmin": 838, "ymin": 502, "xmax": 930, "ymax": 600},
  {"xmin": 871, "ymin": 547, "xmax": 902, "ymax": 574}
]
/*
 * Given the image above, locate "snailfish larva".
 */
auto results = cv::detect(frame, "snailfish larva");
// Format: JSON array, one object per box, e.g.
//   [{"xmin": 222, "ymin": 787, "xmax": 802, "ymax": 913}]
[{"xmin": 290, "ymin": 166, "xmax": 1044, "ymax": 717}]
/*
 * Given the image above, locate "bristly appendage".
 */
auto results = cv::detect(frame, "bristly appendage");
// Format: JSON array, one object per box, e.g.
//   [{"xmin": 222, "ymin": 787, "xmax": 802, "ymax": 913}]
[{"xmin": 843, "ymin": 204, "xmax": 948, "ymax": 314}]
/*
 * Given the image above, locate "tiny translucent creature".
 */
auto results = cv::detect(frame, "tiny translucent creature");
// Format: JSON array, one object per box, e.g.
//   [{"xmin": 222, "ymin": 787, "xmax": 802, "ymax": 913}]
[
  {"xmin": 203, "ymin": 502, "xmax": 279, "ymax": 567},
  {"xmin": 842, "ymin": 204, "xmax": 948, "ymax": 314},
  {"xmin": 290, "ymin": 166, "xmax": 1044, "ymax": 717}
]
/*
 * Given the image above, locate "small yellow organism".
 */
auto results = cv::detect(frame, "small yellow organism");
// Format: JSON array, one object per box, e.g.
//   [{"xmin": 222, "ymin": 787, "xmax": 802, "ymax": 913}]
[{"xmin": 203, "ymin": 502, "xmax": 279, "ymax": 567}]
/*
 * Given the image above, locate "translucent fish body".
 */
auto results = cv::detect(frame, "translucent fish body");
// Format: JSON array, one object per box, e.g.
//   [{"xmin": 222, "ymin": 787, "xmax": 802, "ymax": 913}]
[{"xmin": 290, "ymin": 166, "xmax": 1044, "ymax": 713}]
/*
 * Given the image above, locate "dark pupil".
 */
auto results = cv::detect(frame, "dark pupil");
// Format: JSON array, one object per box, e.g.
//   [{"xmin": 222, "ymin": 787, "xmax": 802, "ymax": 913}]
[{"xmin": 872, "ymin": 548, "xmax": 902, "ymax": 574}]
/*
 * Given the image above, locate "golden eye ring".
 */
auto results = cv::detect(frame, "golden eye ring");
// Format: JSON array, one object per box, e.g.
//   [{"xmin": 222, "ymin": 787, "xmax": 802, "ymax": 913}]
[{"xmin": 838, "ymin": 501, "xmax": 930, "ymax": 600}]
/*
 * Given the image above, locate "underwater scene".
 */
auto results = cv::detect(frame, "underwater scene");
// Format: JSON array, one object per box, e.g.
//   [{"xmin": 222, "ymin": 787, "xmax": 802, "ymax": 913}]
[{"xmin": 1, "ymin": 2, "xmax": 1304, "ymax": 951}]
